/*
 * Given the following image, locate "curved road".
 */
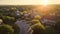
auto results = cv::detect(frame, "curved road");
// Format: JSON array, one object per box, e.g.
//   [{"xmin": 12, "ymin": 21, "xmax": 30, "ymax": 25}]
[{"xmin": 15, "ymin": 20, "xmax": 33, "ymax": 34}]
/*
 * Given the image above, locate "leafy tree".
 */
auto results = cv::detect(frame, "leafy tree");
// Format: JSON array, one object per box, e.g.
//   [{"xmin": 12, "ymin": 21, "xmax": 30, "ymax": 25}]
[
  {"xmin": 2, "ymin": 16, "xmax": 16, "ymax": 24},
  {"xmin": 31, "ymin": 19, "xmax": 45, "ymax": 34},
  {"xmin": 54, "ymin": 19, "xmax": 60, "ymax": 34},
  {"xmin": 44, "ymin": 28, "xmax": 56, "ymax": 34},
  {"xmin": 31, "ymin": 19, "xmax": 45, "ymax": 29},
  {"xmin": 32, "ymin": 25, "xmax": 45, "ymax": 34},
  {"xmin": 0, "ymin": 15, "xmax": 20, "ymax": 34},
  {"xmin": 0, "ymin": 24, "xmax": 14, "ymax": 34},
  {"xmin": 10, "ymin": 24, "xmax": 20, "ymax": 34}
]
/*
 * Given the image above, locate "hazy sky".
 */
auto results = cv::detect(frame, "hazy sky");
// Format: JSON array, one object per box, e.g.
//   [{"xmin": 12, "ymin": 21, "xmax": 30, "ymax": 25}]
[{"xmin": 0, "ymin": 0, "xmax": 60, "ymax": 5}]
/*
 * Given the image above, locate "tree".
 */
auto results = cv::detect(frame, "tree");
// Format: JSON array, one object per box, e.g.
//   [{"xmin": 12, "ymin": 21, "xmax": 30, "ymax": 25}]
[
  {"xmin": 31, "ymin": 19, "xmax": 45, "ymax": 34},
  {"xmin": 31, "ymin": 19, "xmax": 45, "ymax": 29},
  {"xmin": 44, "ymin": 28, "xmax": 56, "ymax": 34},
  {"xmin": 2, "ymin": 16, "xmax": 16, "ymax": 24},
  {"xmin": 54, "ymin": 19, "xmax": 60, "ymax": 34},
  {"xmin": 32, "ymin": 25, "xmax": 45, "ymax": 34},
  {"xmin": 11, "ymin": 24, "xmax": 20, "ymax": 34},
  {"xmin": 0, "ymin": 24, "xmax": 14, "ymax": 34}
]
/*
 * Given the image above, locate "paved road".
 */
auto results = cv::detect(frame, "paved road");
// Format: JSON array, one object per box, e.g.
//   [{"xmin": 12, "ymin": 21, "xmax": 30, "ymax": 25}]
[{"xmin": 16, "ymin": 20, "xmax": 32, "ymax": 34}]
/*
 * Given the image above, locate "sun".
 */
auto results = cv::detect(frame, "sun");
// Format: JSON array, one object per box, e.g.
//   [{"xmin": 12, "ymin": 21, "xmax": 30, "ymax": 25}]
[{"xmin": 41, "ymin": 0, "xmax": 48, "ymax": 6}]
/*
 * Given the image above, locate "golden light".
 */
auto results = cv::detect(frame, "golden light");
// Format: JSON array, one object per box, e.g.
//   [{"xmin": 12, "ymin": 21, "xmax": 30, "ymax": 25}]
[
  {"xmin": 35, "ymin": 0, "xmax": 49, "ymax": 11},
  {"xmin": 35, "ymin": 6, "xmax": 53, "ymax": 16},
  {"xmin": 41, "ymin": 0, "xmax": 48, "ymax": 6}
]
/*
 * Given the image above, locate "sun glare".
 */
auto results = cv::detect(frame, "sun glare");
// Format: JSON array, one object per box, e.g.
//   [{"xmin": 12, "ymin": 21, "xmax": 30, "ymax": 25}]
[{"xmin": 41, "ymin": 0, "xmax": 48, "ymax": 6}]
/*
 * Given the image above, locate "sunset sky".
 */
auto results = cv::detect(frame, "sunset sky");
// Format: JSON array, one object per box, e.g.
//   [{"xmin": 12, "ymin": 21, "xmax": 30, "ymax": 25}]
[{"xmin": 0, "ymin": 0, "xmax": 60, "ymax": 5}]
